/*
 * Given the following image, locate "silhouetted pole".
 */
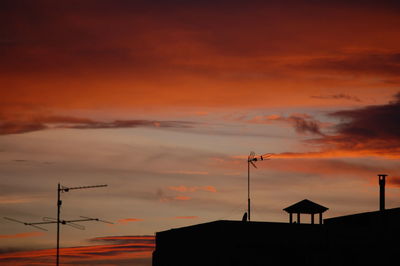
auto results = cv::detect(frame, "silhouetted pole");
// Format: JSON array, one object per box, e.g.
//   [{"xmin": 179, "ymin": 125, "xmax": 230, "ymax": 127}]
[
  {"xmin": 248, "ymin": 159, "xmax": 251, "ymax": 221},
  {"xmin": 57, "ymin": 183, "xmax": 61, "ymax": 266},
  {"xmin": 246, "ymin": 152, "xmax": 271, "ymax": 222},
  {"xmin": 379, "ymin": 174, "xmax": 387, "ymax": 211},
  {"xmin": 56, "ymin": 183, "xmax": 107, "ymax": 266}
]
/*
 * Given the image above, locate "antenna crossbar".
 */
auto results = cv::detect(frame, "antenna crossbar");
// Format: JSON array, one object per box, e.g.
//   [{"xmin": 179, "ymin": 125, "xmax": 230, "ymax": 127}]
[
  {"xmin": 60, "ymin": 184, "xmax": 107, "ymax": 192},
  {"xmin": 80, "ymin": 215, "xmax": 114, "ymax": 224},
  {"xmin": 4, "ymin": 217, "xmax": 49, "ymax": 231}
]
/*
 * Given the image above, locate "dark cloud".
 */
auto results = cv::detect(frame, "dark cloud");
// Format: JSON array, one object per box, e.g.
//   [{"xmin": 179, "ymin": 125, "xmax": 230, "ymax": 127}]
[
  {"xmin": 37, "ymin": 116, "xmax": 96, "ymax": 124},
  {"xmin": 248, "ymin": 113, "xmax": 324, "ymax": 136},
  {"xmin": 66, "ymin": 119, "xmax": 194, "ymax": 130},
  {"xmin": 0, "ymin": 115, "xmax": 195, "ymax": 135},
  {"xmin": 300, "ymin": 53, "xmax": 400, "ymax": 77},
  {"xmin": 289, "ymin": 115, "xmax": 324, "ymax": 135},
  {"xmin": 271, "ymin": 92, "xmax": 400, "ymax": 158},
  {"xmin": 0, "ymin": 122, "xmax": 46, "ymax": 135},
  {"xmin": 0, "ymin": 247, "xmax": 27, "ymax": 255},
  {"xmin": 388, "ymin": 176, "xmax": 400, "ymax": 187},
  {"xmin": 90, "ymin": 235, "xmax": 154, "ymax": 245},
  {"xmin": 311, "ymin": 92, "xmax": 400, "ymax": 156},
  {"xmin": 311, "ymin": 93, "xmax": 361, "ymax": 102},
  {"xmin": 1, "ymin": 0, "xmax": 400, "ymax": 77}
]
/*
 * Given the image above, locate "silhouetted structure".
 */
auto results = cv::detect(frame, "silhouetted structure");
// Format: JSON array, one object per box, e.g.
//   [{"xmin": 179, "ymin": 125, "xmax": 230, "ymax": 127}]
[
  {"xmin": 283, "ymin": 199, "xmax": 328, "ymax": 224},
  {"xmin": 153, "ymin": 220, "xmax": 325, "ymax": 266},
  {"xmin": 241, "ymin": 212, "xmax": 247, "ymax": 222},
  {"xmin": 379, "ymin": 174, "xmax": 387, "ymax": 211},
  {"xmin": 153, "ymin": 209, "xmax": 400, "ymax": 266},
  {"xmin": 153, "ymin": 175, "xmax": 399, "ymax": 266}
]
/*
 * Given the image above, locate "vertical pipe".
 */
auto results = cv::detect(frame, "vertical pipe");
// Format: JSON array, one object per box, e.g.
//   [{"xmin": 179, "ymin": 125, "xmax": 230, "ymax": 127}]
[
  {"xmin": 57, "ymin": 183, "xmax": 61, "ymax": 266},
  {"xmin": 248, "ymin": 160, "xmax": 250, "ymax": 221},
  {"xmin": 379, "ymin": 174, "xmax": 387, "ymax": 211}
]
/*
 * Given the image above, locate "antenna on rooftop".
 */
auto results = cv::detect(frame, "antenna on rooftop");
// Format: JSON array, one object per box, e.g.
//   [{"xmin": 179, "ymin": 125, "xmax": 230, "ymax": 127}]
[
  {"xmin": 4, "ymin": 183, "xmax": 111, "ymax": 266},
  {"xmin": 247, "ymin": 151, "xmax": 272, "ymax": 221}
]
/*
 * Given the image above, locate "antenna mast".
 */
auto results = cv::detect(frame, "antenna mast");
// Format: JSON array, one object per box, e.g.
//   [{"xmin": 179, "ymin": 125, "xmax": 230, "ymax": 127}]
[
  {"xmin": 4, "ymin": 183, "xmax": 110, "ymax": 266},
  {"xmin": 247, "ymin": 152, "xmax": 271, "ymax": 221},
  {"xmin": 56, "ymin": 183, "xmax": 108, "ymax": 266}
]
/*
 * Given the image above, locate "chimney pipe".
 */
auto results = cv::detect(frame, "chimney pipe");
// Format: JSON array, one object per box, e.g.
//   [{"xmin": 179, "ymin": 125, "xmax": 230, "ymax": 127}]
[{"xmin": 378, "ymin": 174, "xmax": 387, "ymax": 211}]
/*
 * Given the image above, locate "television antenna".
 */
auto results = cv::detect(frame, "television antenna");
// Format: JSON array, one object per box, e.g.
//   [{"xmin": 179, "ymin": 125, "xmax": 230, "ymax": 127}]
[
  {"xmin": 247, "ymin": 151, "xmax": 272, "ymax": 221},
  {"xmin": 4, "ymin": 183, "xmax": 111, "ymax": 266}
]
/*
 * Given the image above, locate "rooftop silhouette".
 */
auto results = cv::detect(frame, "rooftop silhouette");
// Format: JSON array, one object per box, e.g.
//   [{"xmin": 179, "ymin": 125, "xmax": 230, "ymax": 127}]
[
  {"xmin": 153, "ymin": 174, "xmax": 398, "ymax": 266},
  {"xmin": 283, "ymin": 199, "xmax": 328, "ymax": 224}
]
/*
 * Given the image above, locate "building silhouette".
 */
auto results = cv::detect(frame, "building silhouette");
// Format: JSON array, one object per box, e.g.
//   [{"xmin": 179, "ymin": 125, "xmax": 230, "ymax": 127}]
[
  {"xmin": 153, "ymin": 175, "xmax": 399, "ymax": 266},
  {"xmin": 283, "ymin": 199, "xmax": 328, "ymax": 224}
]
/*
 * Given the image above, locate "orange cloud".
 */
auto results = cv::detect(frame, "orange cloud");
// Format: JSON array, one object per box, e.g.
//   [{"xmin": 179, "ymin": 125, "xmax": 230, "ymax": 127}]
[
  {"xmin": 174, "ymin": 196, "xmax": 191, "ymax": 201},
  {"xmin": 117, "ymin": 218, "xmax": 144, "ymax": 224},
  {"xmin": 203, "ymin": 185, "xmax": 217, "ymax": 193},
  {"xmin": 0, "ymin": 235, "xmax": 154, "ymax": 265},
  {"xmin": 0, "ymin": 232, "xmax": 44, "ymax": 239},
  {"xmin": 161, "ymin": 170, "xmax": 209, "ymax": 175},
  {"xmin": 168, "ymin": 185, "xmax": 217, "ymax": 193},
  {"xmin": 267, "ymin": 158, "xmax": 388, "ymax": 178},
  {"xmin": 232, "ymin": 148, "xmax": 400, "ymax": 162},
  {"xmin": 194, "ymin": 111, "xmax": 209, "ymax": 116},
  {"xmin": 1, "ymin": 1, "xmax": 399, "ymax": 117}
]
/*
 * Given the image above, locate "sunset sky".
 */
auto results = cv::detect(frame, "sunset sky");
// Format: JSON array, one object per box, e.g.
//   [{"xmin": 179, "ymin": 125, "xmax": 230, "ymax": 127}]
[{"xmin": 1, "ymin": 0, "xmax": 400, "ymax": 265}]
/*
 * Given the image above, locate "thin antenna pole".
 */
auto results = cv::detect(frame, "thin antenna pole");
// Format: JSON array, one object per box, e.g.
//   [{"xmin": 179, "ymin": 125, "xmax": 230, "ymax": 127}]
[
  {"xmin": 248, "ymin": 159, "xmax": 251, "ymax": 221},
  {"xmin": 57, "ymin": 183, "xmax": 61, "ymax": 266},
  {"xmin": 56, "ymin": 183, "xmax": 107, "ymax": 266},
  {"xmin": 246, "ymin": 152, "xmax": 271, "ymax": 222}
]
